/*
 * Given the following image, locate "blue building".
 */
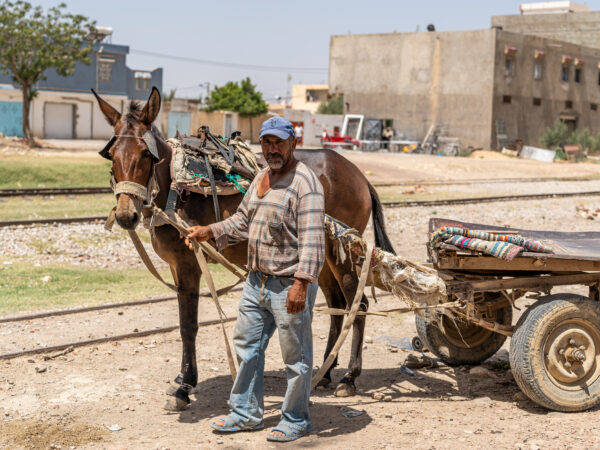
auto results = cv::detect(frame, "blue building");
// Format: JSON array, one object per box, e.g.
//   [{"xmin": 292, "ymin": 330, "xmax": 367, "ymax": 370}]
[{"xmin": 0, "ymin": 29, "xmax": 162, "ymax": 139}]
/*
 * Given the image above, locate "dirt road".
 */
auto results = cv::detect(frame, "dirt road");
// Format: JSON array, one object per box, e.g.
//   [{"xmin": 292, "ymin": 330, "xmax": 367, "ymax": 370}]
[{"xmin": 3, "ymin": 152, "xmax": 600, "ymax": 449}]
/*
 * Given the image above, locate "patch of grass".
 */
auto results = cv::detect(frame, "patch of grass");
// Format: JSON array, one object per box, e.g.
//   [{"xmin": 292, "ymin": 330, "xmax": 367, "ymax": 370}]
[
  {"xmin": 0, "ymin": 155, "xmax": 111, "ymax": 189},
  {"xmin": 0, "ymin": 194, "xmax": 115, "ymax": 221},
  {"xmin": 0, "ymin": 261, "xmax": 237, "ymax": 314}
]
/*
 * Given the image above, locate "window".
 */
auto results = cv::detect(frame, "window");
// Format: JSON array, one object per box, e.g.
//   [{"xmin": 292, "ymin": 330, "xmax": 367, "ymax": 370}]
[
  {"xmin": 503, "ymin": 95, "xmax": 512, "ymax": 104},
  {"xmin": 533, "ymin": 63, "xmax": 543, "ymax": 80},
  {"xmin": 566, "ymin": 100, "xmax": 573, "ymax": 109},
  {"xmin": 533, "ymin": 98, "xmax": 542, "ymax": 106},
  {"xmin": 592, "ymin": 103, "xmax": 598, "ymax": 111},
  {"xmin": 505, "ymin": 58, "xmax": 514, "ymax": 77},
  {"xmin": 98, "ymin": 58, "xmax": 114, "ymax": 83},
  {"xmin": 136, "ymin": 78, "xmax": 150, "ymax": 91},
  {"xmin": 561, "ymin": 66, "xmax": 570, "ymax": 82},
  {"xmin": 575, "ymin": 68, "xmax": 582, "ymax": 83}
]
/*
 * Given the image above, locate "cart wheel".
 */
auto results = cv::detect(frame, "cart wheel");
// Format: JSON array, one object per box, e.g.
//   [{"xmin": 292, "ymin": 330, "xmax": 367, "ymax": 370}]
[
  {"xmin": 509, "ymin": 294, "xmax": 600, "ymax": 412},
  {"xmin": 415, "ymin": 293, "xmax": 512, "ymax": 365}
]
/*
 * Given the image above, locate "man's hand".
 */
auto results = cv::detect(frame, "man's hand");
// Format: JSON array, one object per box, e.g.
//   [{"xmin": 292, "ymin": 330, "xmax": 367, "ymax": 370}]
[
  {"xmin": 286, "ymin": 279, "xmax": 309, "ymax": 314},
  {"xmin": 182, "ymin": 225, "xmax": 214, "ymax": 250}
]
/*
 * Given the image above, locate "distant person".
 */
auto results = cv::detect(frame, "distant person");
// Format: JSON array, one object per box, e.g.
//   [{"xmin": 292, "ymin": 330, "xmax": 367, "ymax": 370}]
[
  {"xmin": 294, "ymin": 124, "xmax": 304, "ymax": 145},
  {"xmin": 321, "ymin": 128, "xmax": 328, "ymax": 143},
  {"xmin": 382, "ymin": 126, "xmax": 394, "ymax": 150}
]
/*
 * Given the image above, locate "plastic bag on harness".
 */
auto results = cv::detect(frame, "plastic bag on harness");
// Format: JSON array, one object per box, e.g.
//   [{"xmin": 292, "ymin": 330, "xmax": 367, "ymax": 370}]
[{"xmin": 168, "ymin": 128, "xmax": 260, "ymax": 197}]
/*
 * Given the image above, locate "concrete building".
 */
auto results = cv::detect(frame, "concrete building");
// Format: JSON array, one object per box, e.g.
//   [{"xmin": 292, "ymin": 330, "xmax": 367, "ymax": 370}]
[
  {"xmin": 0, "ymin": 29, "xmax": 162, "ymax": 139},
  {"xmin": 492, "ymin": 2, "xmax": 600, "ymax": 49},
  {"xmin": 329, "ymin": 7, "xmax": 600, "ymax": 150},
  {"xmin": 291, "ymin": 84, "xmax": 329, "ymax": 113}
]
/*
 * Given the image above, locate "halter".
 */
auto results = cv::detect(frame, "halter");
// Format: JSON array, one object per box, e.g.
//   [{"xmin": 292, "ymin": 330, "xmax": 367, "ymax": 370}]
[{"xmin": 102, "ymin": 130, "xmax": 161, "ymax": 204}]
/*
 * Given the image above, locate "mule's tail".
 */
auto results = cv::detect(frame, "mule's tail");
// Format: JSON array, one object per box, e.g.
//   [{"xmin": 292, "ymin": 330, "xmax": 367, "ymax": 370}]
[{"xmin": 368, "ymin": 183, "xmax": 396, "ymax": 255}]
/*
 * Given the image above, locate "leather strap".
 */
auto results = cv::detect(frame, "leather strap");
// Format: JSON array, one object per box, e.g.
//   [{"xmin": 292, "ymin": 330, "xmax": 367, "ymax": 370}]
[{"xmin": 311, "ymin": 244, "xmax": 373, "ymax": 390}]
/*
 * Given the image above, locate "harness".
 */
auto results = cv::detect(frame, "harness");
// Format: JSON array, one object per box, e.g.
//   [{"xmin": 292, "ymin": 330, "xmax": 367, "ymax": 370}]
[{"xmin": 103, "ymin": 131, "xmax": 160, "ymax": 204}]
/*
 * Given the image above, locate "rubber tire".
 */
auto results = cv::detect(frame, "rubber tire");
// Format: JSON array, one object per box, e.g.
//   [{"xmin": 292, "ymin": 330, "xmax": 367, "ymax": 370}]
[
  {"xmin": 509, "ymin": 294, "xmax": 600, "ymax": 412},
  {"xmin": 415, "ymin": 295, "xmax": 512, "ymax": 365}
]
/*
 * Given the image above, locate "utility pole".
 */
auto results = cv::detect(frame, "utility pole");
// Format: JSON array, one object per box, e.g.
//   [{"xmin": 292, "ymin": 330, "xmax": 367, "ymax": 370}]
[{"xmin": 285, "ymin": 74, "xmax": 292, "ymax": 107}]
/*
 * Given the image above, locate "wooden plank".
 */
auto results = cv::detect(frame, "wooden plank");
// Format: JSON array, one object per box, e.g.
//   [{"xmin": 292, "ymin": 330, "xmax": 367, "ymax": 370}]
[
  {"xmin": 467, "ymin": 273, "xmax": 600, "ymax": 292},
  {"xmin": 436, "ymin": 254, "xmax": 600, "ymax": 272}
]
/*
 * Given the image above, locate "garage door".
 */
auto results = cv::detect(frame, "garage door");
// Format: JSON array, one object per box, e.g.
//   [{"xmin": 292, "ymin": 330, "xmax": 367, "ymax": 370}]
[{"xmin": 44, "ymin": 103, "xmax": 74, "ymax": 139}]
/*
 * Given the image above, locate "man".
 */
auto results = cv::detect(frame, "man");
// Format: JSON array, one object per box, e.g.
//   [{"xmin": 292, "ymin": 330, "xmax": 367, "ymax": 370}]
[
  {"xmin": 185, "ymin": 116, "xmax": 325, "ymax": 442},
  {"xmin": 294, "ymin": 123, "xmax": 303, "ymax": 146}
]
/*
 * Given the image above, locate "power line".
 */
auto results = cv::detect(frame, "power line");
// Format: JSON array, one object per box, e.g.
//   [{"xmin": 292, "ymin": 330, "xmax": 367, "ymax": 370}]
[{"xmin": 130, "ymin": 48, "xmax": 328, "ymax": 74}]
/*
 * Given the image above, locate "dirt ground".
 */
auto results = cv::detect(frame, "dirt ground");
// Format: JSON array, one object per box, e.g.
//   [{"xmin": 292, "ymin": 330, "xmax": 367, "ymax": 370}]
[{"xmin": 3, "ymin": 152, "xmax": 600, "ymax": 449}]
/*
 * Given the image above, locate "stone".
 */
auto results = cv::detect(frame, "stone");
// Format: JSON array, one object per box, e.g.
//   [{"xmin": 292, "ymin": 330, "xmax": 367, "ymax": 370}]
[
  {"xmin": 364, "ymin": 336, "xmax": 373, "ymax": 344},
  {"xmin": 383, "ymin": 395, "xmax": 392, "ymax": 402},
  {"xmin": 384, "ymin": 413, "xmax": 392, "ymax": 418},
  {"xmin": 372, "ymin": 392, "xmax": 385, "ymax": 401},
  {"xmin": 35, "ymin": 366, "xmax": 47, "ymax": 373}
]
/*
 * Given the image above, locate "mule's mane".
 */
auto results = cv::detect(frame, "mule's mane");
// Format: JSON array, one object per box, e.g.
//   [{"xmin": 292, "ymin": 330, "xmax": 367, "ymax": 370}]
[{"xmin": 126, "ymin": 100, "xmax": 144, "ymax": 123}]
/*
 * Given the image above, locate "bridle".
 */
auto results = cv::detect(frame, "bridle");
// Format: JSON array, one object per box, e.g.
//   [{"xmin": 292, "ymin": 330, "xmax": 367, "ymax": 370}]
[{"xmin": 101, "ymin": 130, "xmax": 161, "ymax": 205}]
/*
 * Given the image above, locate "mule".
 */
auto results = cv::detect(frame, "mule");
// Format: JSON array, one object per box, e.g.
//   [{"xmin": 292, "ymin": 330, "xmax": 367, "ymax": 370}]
[{"xmin": 92, "ymin": 87, "xmax": 396, "ymax": 407}]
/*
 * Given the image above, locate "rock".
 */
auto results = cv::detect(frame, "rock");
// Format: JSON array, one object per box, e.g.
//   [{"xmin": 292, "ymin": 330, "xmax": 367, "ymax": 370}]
[
  {"xmin": 216, "ymin": 439, "xmax": 223, "ymax": 444},
  {"xmin": 40, "ymin": 275, "xmax": 52, "ymax": 283},
  {"xmin": 35, "ymin": 366, "xmax": 47, "ymax": 373},
  {"xmin": 388, "ymin": 346, "xmax": 399, "ymax": 353},
  {"xmin": 383, "ymin": 395, "xmax": 392, "ymax": 402},
  {"xmin": 384, "ymin": 413, "xmax": 392, "ymax": 418},
  {"xmin": 107, "ymin": 424, "xmax": 122, "ymax": 431},
  {"xmin": 364, "ymin": 336, "xmax": 373, "ymax": 344},
  {"xmin": 469, "ymin": 366, "xmax": 496, "ymax": 378},
  {"xmin": 404, "ymin": 353, "xmax": 438, "ymax": 369},
  {"xmin": 372, "ymin": 392, "xmax": 385, "ymax": 401}
]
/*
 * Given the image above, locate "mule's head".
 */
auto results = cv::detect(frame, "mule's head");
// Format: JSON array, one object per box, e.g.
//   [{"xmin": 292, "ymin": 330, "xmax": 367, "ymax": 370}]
[{"xmin": 93, "ymin": 87, "xmax": 161, "ymax": 229}]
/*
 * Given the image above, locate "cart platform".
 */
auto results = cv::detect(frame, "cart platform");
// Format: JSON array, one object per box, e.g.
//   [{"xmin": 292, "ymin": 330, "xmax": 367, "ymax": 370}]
[{"xmin": 429, "ymin": 217, "xmax": 600, "ymax": 273}]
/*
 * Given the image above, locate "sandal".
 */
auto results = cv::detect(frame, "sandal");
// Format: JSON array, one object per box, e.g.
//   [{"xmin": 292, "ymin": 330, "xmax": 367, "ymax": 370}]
[
  {"xmin": 266, "ymin": 423, "xmax": 309, "ymax": 442},
  {"xmin": 210, "ymin": 416, "xmax": 264, "ymax": 433}
]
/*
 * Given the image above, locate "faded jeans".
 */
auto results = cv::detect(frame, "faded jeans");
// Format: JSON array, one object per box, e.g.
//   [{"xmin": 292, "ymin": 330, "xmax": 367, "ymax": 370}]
[{"xmin": 227, "ymin": 271, "xmax": 318, "ymax": 432}]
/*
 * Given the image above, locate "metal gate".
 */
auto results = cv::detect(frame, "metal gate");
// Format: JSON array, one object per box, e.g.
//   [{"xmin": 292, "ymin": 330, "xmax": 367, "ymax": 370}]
[
  {"xmin": 0, "ymin": 101, "xmax": 23, "ymax": 137},
  {"xmin": 167, "ymin": 111, "xmax": 191, "ymax": 138}
]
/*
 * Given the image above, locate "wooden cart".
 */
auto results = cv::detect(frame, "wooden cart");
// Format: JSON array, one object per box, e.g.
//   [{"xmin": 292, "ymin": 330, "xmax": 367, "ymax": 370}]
[{"xmin": 418, "ymin": 218, "xmax": 600, "ymax": 412}]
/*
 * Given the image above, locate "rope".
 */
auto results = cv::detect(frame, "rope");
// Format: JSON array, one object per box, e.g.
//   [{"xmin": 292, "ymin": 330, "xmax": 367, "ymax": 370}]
[{"xmin": 311, "ymin": 244, "xmax": 373, "ymax": 390}]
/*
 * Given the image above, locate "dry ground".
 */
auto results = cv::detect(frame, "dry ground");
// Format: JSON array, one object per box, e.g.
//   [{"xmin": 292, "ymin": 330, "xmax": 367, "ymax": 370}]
[{"xmin": 3, "ymin": 151, "xmax": 600, "ymax": 449}]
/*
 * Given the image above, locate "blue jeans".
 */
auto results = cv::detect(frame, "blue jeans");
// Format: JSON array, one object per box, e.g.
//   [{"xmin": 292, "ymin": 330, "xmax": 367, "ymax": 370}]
[{"xmin": 227, "ymin": 271, "xmax": 318, "ymax": 432}]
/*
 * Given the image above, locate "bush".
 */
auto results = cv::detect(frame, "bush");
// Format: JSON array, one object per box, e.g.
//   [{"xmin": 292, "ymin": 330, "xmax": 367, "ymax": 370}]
[
  {"xmin": 317, "ymin": 96, "xmax": 344, "ymax": 114},
  {"xmin": 540, "ymin": 120, "xmax": 568, "ymax": 149}
]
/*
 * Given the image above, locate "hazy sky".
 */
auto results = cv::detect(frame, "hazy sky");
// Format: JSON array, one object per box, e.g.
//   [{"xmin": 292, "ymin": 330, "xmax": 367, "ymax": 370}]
[{"xmin": 34, "ymin": 0, "xmax": 599, "ymax": 101}]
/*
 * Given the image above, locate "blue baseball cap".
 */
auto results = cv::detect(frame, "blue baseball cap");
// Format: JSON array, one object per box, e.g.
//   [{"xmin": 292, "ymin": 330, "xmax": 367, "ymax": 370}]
[{"xmin": 259, "ymin": 116, "xmax": 295, "ymax": 140}]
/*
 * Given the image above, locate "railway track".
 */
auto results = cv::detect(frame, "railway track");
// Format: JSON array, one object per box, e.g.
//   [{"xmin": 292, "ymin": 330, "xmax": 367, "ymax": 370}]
[
  {"xmin": 2, "ymin": 175, "xmax": 598, "ymax": 197},
  {"xmin": 2, "ymin": 190, "xmax": 600, "ymax": 228},
  {"xmin": 0, "ymin": 187, "xmax": 111, "ymax": 197}
]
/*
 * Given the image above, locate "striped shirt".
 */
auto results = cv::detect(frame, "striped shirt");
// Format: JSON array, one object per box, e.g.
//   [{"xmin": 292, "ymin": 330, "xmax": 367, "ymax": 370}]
[{"xmin": 209, "ymin": 161, "xmax": 325, "ymax": 283}]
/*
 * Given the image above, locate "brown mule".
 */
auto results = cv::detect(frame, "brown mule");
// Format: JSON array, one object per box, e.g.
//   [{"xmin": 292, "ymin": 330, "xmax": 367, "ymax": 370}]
[{"xmin": 92, "ymin": 87, "xmax": 396, "ymax": 407}]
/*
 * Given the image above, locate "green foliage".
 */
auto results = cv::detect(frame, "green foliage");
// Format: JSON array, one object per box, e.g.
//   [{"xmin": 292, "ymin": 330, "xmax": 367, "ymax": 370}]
[
  {"xmin": 207, "ymin": 77, "xmax": 268, "ymax": 117},
  {"xmin": 317, "ymin": 95, "xmax": 344, "ymax": 114},
  {"xmin": 567, "ymin": 128, "xmax": 600, "ymax": 153},
  {"xmin": 164, "ymin": 88, "xmax": 177, "ymax": 102},
  {"xmin": 0, "ymin": 1, "xmax": 95, "ymax": 144},
  {"xmin": 540, "ymin": 120, "xmax": 569, "ymax": 150}
]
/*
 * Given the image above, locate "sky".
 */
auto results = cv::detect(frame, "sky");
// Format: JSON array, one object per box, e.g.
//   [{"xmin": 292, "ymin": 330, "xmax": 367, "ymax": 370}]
[{"xmin": 33, "ymin": 0, "xmax": 600, "ymax": 102}]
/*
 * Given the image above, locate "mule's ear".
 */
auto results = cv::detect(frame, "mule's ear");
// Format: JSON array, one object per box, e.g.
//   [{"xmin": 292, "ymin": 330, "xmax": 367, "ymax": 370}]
[
  {"xmin": 92, "ymin": 89, "xmax": 121, "ymax": 127},
  {"xmin": 140, "ymin": 87, "xmax": 161, "ymax": 125}
]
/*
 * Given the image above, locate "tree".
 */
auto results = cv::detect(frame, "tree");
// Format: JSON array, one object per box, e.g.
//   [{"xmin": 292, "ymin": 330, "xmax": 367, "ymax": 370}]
[
  {"xmin": 0, "ymin": 1, "xmax": 95, "ymax": 146},
  {"xmin": 317, "ymin": 95, "xmax": 344, "ymax": 115},
  {"xmin": 540, "ymin": 120, "xmax": 569, "ymax": 150},
  {"xmin": 207, "ymin": 77, "xmax": 268, "ymax": 140}
]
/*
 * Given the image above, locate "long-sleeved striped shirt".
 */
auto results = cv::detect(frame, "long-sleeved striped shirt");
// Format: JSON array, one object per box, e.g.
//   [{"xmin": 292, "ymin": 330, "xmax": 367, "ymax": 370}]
[{"xmin": 209, "ymin": 162, "xmax": 325, "ymax": 283}]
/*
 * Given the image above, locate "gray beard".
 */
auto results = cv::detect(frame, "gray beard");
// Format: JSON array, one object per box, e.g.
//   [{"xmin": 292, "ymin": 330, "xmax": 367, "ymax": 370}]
[{"xmin": 267, "ymin": 160, "xmax": 284, "ymax": 170}]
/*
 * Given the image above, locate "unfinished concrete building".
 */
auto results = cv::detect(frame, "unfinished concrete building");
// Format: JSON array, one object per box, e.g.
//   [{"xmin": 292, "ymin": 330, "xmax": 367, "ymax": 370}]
[{"xmin": 329, "ymin": 2, "xmax": 600, "ymax": 150}]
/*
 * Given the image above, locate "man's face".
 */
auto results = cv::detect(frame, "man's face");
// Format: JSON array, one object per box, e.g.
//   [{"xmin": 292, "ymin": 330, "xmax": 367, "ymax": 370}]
[{"xmin": 260, "ymin": 135, "xmax": 296, "ymax": 170}]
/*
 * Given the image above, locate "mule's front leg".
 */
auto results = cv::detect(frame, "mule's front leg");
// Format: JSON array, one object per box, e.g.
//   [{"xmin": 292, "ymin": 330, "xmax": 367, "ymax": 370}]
[{"xmin": 165, "ymin": 266, "xmax": 200, "ymax": 411}]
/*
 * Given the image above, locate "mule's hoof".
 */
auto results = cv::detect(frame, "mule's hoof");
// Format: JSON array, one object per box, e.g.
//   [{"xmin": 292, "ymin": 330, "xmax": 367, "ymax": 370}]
[
  {"xmin": 334, "ymin": 382, "xmax": 356, "ymax": 397},
  {"xmin": 315, "ymin": 377, "xmax": 331, "ymax": 389},
  {"xmin": 163, "ymin": 396, "xmax": 190, "ymax": 411}
]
